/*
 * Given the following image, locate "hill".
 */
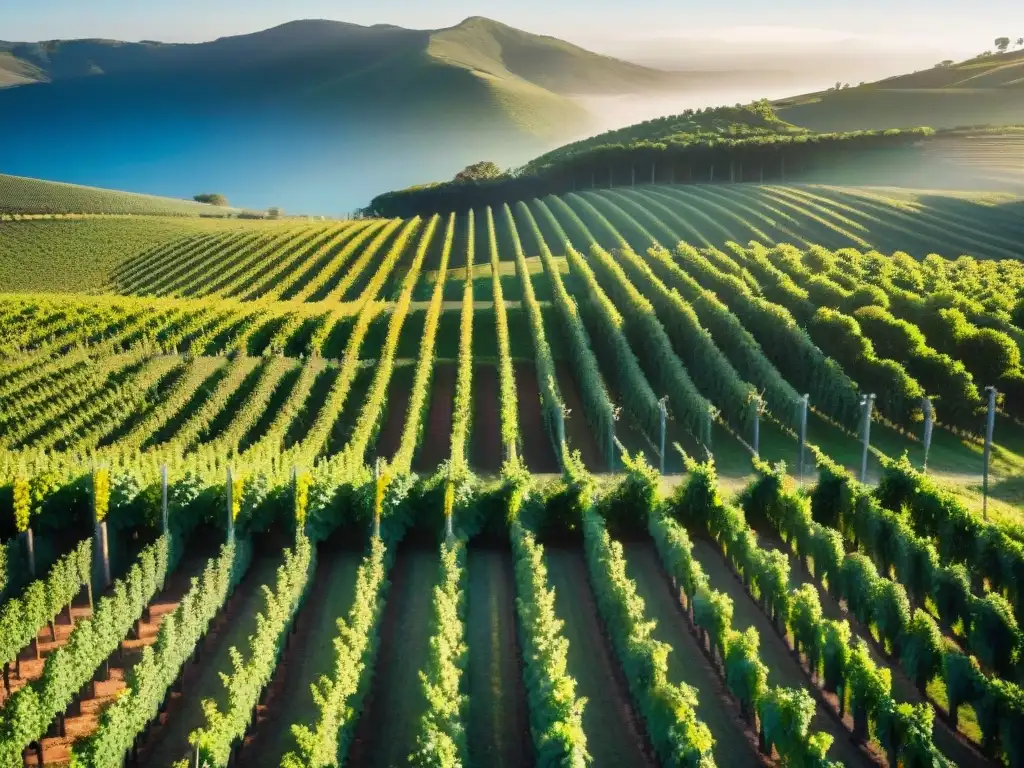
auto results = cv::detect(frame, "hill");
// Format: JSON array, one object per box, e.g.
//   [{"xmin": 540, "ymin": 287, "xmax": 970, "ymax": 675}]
[
  {"xmin": 520, "ymin": 101, "xmax": 807, "ymax": 173},
  {"xmin": 0, "ymin": 18, "xmax": 694, "ymax": 214},
  {"xmin": 0, "ymin": 18, "xmax": 683, "ymax": 141},
  {"xmin": 0, "ymin": 174, "xmax": 246, "ymax": 217},
  {"xmin": 776, "ymin": 49, "xmax": 1024, "ymax": 131}
]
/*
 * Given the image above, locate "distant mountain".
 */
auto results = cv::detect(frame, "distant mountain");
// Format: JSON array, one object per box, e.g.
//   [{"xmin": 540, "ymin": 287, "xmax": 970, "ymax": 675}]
[
  {"xmin": 774, "ymin": 48, "xmax": 1024, "ymax": 131},
  {"xmin": 0, "ymin": 18, "xmax": 692, "ymax": 213},
  {"xmin": 0, "ymin": 17, "xmax": 686, "ymax": 137}
]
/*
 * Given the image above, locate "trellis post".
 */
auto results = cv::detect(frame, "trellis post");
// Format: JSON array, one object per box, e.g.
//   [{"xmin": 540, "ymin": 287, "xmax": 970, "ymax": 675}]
[
  {"xmin": 752, "ymin": 396, "xmax": 764, "ymax": 458},
  {"xmin": 983, "ymin": 386, "xmax": 997, "ymax": 521},
  {"xmin": 659, "ymin": 398, "xmax": 668, "ymax": 475},
  {"xmin": 94, "ymin": 466, "xmax": 111, "ymax": 589},
  {"xmin": 24, "ymin": 529, "xmax": 35, "ymax": 580},
  {"xmin": 798, "ymin": 394, "xmax": 809, "ymax": 484},
  {"xmin": 860, "ymin": 394, "xmax": 876, "ymax": 484},
  {"xmin": 226, "ymin": 465, "xmax": 235, "ymax": 545},
  {"xmin": 161, "ymin": 463, "xmax": 169, "ymax": 535},
  {"xmin": 373, "ymin": 458, "xmax": 382, "ymax": 539},
  {"xmin": 555, "ymin": 407, "xmax": 566, "ymax": 471},
  {"xmin": 921, "ymin": 398, "xmax": 934, "ymax": 473}
]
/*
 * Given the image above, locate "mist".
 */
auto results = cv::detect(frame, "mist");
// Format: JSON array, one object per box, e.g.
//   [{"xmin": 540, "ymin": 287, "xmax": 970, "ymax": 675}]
[{"xmin": 566, "ymin": 82, "xmax": 825, "ymax": 144}]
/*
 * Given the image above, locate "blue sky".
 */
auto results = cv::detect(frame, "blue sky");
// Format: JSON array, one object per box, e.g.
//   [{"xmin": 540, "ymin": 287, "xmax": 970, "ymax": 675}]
[{"xmin": 4, "ymin": 0, "xmax": 1022, "ymax": 54}]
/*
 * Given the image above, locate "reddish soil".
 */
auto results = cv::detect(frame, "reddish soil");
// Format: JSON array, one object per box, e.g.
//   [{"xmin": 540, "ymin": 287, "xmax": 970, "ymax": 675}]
[
  {"xmin": 470, "ymin": 365, "xmax": 502, "ymax": 474},
  {"xmin": 23, "ymin": 556, "xmax": 207, "ymax": 767},
  {"xmin": 370, "ymin": 367, "xmax": 414, "ymax": 463},
  {"xmin": 413, "ymin": 364, "xmax": 456, "ymax": 474},
  {"xmin": 2, "ymin": 592, "xmax": 93, "ymax": 703},
  {"xmin": 555, "ymin": 361, "xmax": 605, "ymax": 471},
  {"xmin": 512, "ymin": 363, "xmax": 559, "ymax": 473},
  {"xmin": 135, "ymin": 554, "xmax": 278, "ymax": 768},
  {"xmin": 237, "ymin": 550, "xmax": 353, "ymax": 767}
]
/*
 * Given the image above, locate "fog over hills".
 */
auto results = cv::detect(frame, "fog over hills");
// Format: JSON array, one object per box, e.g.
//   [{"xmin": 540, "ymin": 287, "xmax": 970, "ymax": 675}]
[
  {"xmin": 0, "ymin": 17, "xmax": 714, "ymax": 213},
  {"xmin": 1, "ymin": 16, "xmax": 1012, "ymax": 213}
]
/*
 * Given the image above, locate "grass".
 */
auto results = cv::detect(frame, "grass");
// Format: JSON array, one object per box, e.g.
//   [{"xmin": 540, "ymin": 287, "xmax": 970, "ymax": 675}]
[
  {"xmin": 464, "ymin": 547, "xmax": 530, "ymax": 768},
  {"xmin": 348, "ymin": 546, "xmax": 437, "ymax": 768},
  {"xmin": 0, "ymin": 173, "xmax": 243, "ymax": 217},
  {"xmin": 250, "ymin": 549, "xmax": 363, "ymax": 767},
  {"xmin": 143, "ymin": 553, "xmax": 283, "ymax": 767},
  {"xmin": 544, "ymin": 546, "xmax": 652, "ymax": 766},
  {"xmin": 621, "ymin": 540, "xmax": 762, "ymax": 767}
]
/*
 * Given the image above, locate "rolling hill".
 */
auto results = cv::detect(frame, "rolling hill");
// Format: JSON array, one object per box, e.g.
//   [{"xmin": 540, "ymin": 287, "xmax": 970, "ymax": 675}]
[
  {"xmin": 0, "ymin": 18, "xmax": 689, "ymax": 214},
  {"xmin": 775, "ymin": 48, "xmax": 1024, "ymax": 131},
  {"xmin": 0, "ymin": 17, "xmax": 684, "ymax": 139}
]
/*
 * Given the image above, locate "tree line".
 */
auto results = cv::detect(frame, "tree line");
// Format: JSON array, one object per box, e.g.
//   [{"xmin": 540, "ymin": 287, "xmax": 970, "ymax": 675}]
[{"xmin": 365, "ymin": 128, "xmax": 935, "ymax": 218}]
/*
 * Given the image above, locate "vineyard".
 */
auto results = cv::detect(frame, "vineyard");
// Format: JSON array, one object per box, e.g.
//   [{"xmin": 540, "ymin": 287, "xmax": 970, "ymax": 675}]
[
  {"xmin": 0, "ymin": 175, "xmax": 245, "ymax": 218},
  {"xmin": 1, "ymin": 178, "xmax": 1024, "ymax": 767}
]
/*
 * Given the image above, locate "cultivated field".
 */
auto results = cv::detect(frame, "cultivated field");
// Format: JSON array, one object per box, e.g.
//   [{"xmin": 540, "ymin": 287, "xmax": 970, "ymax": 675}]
[{"xmin": 1, "ymin": 178, "xmax": 1023, "ymax": 767}]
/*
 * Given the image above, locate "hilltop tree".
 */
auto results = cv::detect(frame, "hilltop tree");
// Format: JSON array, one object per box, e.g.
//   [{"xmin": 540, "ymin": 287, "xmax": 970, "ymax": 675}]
[
  {"xmin": 193, "ymin": 193, "xmax": 229, "ymax": 206},
  {"xmin": 453, "ymin": 161, "xmax": 503, "ymax": 183},
  {"xmin": 1017, "ymin": 37, "xmax": 1024, "ymax": 47},
  {"xmin": 995, "ymin": 37, "xmax": 1011, "ymax": 52}
]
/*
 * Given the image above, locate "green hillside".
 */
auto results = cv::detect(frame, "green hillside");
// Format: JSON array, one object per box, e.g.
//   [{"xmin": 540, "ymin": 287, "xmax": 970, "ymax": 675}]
[
  {"xmin": 776, "ymin": 49, "xmax": 1024, "ymax": 131},
  {"xmin": 0, "ymin": 18, "xmax": 685, "ymax": 142},
  {"xmin": 0, "ymin": 174, "xmax": 245, "ymax": 217},
  {"xmin": 522, "ymin": 101, "xmax": 806, "ymax": 172}
]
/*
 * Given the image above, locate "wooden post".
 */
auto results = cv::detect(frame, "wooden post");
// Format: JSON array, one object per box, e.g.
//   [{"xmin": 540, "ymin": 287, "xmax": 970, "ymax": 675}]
[
  {"xmin": 373, "ymin": 459, "xmax": 382, "ymax": 539},
  {"xmin": 983, "ymin": 386, "xmax": 997, "ymax": 521},
  {"xmin": 23, "ymin": 528, "xmax": 35, "ymax": 580},
  {"xmin": 555, "ymin": 408, "xmax": 566, "ymax": 471},
  {"xmin": 93, "ymin": 467, "xmax": 111, "ymax": 589},
  {"xmin": 860, "ymin": 394, "xmax": 876, "ymax": 484},
  {"xmin": 921, "ymin": 397, "xmax": 934, "ymax": 472},
  {"xmin": 798, "ymin": 394, "xmax": 809, "ymax": 484},
  {"xmin": 226, "ymin": 465, "xmax": 235, "ymax": 544},
  {"xmin": 752, "ymin": 397, "xmax": 762, "ymax": 458},
  {"xmin": 161, "ymin": 463, "xmax": 169, "ymax": 535},
  {"xmin": 659, "ymin": 398, "xmax": 668, "ymax": 475}
]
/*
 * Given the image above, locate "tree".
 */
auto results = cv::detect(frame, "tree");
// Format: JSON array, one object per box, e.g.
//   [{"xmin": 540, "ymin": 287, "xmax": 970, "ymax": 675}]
[
  {"xmin": 193, "ymin": 193, "xmax": 229, "ymax": 206},
  {"xmin": 266, "ymin": 207, "xmax": 283, "ymax": 219},
  {"xmin": 1017, "ymin": 37, "xmax": 1024, "ymax": 47},
  {"xmin": 996, "ymin": 37, "xmax": 1011, "ymax": 52},
  {"xmin": 936, "ymin": 60, "xmax": 955, "ymax": 68},
  {"xmin": 453, "ymin": 161, "xmax": 503, "ymax": 183}
]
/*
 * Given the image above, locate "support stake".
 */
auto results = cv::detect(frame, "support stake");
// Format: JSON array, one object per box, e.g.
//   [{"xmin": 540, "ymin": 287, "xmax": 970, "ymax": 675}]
[
  {"xmin": 373, "ymin": 459, "xmax": 382, "ymax": 539},
  {"xmin": 161, "ymin": 463, "xmax": 169, "ymax": 535},
  {"xmin": 798, "ymin": 395, "xmax": 809, "ymax": 484},
  {"xmin": 226, "ymin": 465, "xmax": 235, "ymax": 544},
  {"xmin": 23, "ymin": 529, "xmax": 35, "ymax": 580},
  {"xmin": 659, "ymin": 398, "xmax": 668, "ymax": 475},
  {"xmin": 983, "ymin": 386, "xmax": 997, "ymax": 521},
  {"xmin": 555, "ymin": 408, "xmax": 566, "ymax": 471},
  {"xmin": 860, "ymin": 394, "xmax": 876, "ymax": 484},
  {"xmin": 921, "ymin": 398, "xmax": 934, "ymax": 473},
  {"xmin": 752, "ymin": 396, "xmax": 764, "ymax": 458}
]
